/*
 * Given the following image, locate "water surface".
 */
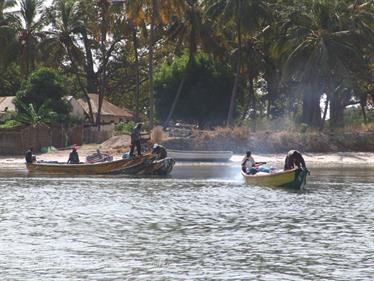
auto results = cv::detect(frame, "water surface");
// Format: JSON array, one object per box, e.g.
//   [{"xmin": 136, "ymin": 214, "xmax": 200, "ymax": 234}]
[{"xmin": 0, "ymin": 165, "xmax": 373, "ymax": 280}]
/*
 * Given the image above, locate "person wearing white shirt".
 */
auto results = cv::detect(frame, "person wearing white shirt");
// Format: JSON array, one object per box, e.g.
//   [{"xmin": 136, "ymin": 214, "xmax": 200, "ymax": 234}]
[{"xmin": 241, "ymin": 151, "xmax": 255, "ymax": 173}]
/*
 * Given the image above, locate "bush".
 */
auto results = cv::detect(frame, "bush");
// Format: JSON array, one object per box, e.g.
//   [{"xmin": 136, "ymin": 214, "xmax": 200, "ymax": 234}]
[
  {"xmin": 0, "ymin": 119, "xmax": 22, "ymax": 129},
  {"xmin": 151, "ymin": 126, "xmax": 165, "ymax": 143},
  {"xmin": 154, "ymin": 52, "xmax": 234, "ymax": 128},
  {"xmin": 15, "ymin": 67, "xmax": 71, "ymax": 122},
  {"xmin": 115, "ymin": 121, "xmax": 135, "ymax": 134},
  {"xmin": 300, "ymin": 123, "xmax": 309, "ymax": 134}
]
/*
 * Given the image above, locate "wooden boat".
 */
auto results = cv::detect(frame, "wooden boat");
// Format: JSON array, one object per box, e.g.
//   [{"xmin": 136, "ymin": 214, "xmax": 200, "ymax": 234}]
[
  {"xmin": 124, "ymin": 157, "xmax": 176, "ymax": 176},
  {"xmin": 26, "ymin": 154, "xmax": 174, "ymax": 176},
  {"xmin": 167, "ymin": 149, "xmax": 233, "ymax": 161},
  {"xmin": 242, "ymin": 168, "xmax": 308, "ymax": 189}
]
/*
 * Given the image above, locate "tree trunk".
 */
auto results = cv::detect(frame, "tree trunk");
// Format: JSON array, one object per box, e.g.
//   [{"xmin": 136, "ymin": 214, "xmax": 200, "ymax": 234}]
[
  {"xmin": 330, "ymin": 91, "xmax": 345, "ymax": 128},
  {"xmin": 132, "ymin": 27, "xmax": 140, "ymax": 122},
  {"xmin": 238, "ymin": 77, "xmax": 254, "ymax": 128},
  {"xmin": 96, "ymin": 0, "xmax": 109, "ymax": 129},
  {"xmin": 148, "ymin": 0, "xmax": 157, "ymax": 129},
  {"xmin": 267, "ymin": 94, "xmax": 271, "ymax": 118},
  {"xmin": 164, "ymin": 4, "xmax": 197, "ymax": 128},
  {"xmin": 361, "ymin": 102, "xmax": 367, "ymax": 125},
  {"xmin": 66, "ymin": 44, "xmax": 94, "ymax": 124},
  {"xmin": 226, "ymin": 0, "xmax": 242, "ymax": 127},
  {"xmin": 302, "ymin": 83, "xmax": 321, "ymax": 127},
  {"xmin": 249, "ymin": 79, "xmax": 257, "ymax": 132},
  {"xmin": 163, "ymin": 59, "xmax": 191, "ymax": 128},
  {"xmin": 25, "ymin": 32, "xmax": 30, "ymax": 78},
  {"xmin": 322, "ymin": 96, "xmax": 330, "ymax": 128},
  {"xmin": 82, "ymin": 31, "xmax": 98, "ymax": 94}
]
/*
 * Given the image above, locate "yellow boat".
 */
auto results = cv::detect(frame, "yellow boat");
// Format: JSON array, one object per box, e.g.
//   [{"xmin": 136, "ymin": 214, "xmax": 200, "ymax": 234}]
[
  {"xmin": 242, "ymin": 168, "xmax": 308, "ymax": 189},
  {"xmin": 26, "ymin": 154, "xmax": 160, "ymax": 175}
]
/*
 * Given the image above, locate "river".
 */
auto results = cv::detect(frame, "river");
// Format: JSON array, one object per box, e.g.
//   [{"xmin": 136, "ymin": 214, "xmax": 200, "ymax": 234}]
[{"xmin": 0, "ymin": 164, "xmax": 373, "ymax": 280}]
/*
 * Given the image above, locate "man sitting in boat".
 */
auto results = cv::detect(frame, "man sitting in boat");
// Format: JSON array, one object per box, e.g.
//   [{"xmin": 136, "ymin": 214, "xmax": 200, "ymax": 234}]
[
  {"xmin": 67, "ymin": 147, "xmax": 80, "ymax": 164},
  {"xmin": 284, "ymin": 150, "xmax": 307, "ymax": 170},
  {"xmin": 152, "ymin": 143, "xmax": 167, "ymax": 160},
  {"xmin": 130, "ymin": 123, "xmax": 143, "ymax": 157},
  {"xmin": 242, "ymin": 151, "xmax": 256, "ymax": 174},
  {"xmin": 86, "ymin": 149, "xmax": 113, "ymax": 163},
  {"xmin": 25, "ymin": 147, "xmax": 36, "ymax": 164}
]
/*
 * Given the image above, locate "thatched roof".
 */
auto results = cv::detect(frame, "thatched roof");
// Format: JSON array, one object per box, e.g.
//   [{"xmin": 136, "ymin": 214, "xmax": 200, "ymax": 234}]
[{"xmin": 77, "ymin": 94, "xmax": 134, "ymax": 120}]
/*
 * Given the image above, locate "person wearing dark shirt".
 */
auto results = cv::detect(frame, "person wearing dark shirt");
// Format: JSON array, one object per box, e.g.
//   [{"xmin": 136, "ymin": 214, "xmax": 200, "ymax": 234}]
[
  {"xmin": 130, "ymin": 123, "xmax": 143, "ymax": 157},
  {"xmin": 67, "ymin": 148, "xmax": 80, "ymax": 164},
  {"xmin": 25, "ymin": 147, "xmax": 34, "ymax": 164},
  {"xmin": 152, "ymin": 143, "xmax": 167, "ymax": 160},
  {"xmin": 284, "ymin": 150, "xmax": 306, "ymax": 170}
]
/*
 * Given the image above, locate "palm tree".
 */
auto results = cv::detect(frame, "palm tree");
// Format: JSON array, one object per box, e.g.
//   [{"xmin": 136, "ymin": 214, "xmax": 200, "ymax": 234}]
[
  {"xmin": 0, "ymin": 0, "xmax": 16, "ymax": 63},
  {"xmin": 127, "ymin": 0, "xmax": 184, "ymax": 128},
  {"xmin": 13, "ymin": 0, "xmax": 46, "ymax": 78},
  {"xmin": 204, "ymin": 0, "xmax": 269, "ymax": 127},
  {"xmin": 163, "ymin": 0, "xmax": 207, "ymax": 127},
  {"xmin": 239, "ymin": 35, "xmax": 267, "ymax": 129},
  {"xmin": 44, "ymin": 0, "xmax": 95, "ymax": 123},
  {"xmin": 131, "ymin": 24, "xmax": 141, "ymax": 122},
  {"xmin": 282, "ymin": 0, "xmax": 368, "ymax": 127}
]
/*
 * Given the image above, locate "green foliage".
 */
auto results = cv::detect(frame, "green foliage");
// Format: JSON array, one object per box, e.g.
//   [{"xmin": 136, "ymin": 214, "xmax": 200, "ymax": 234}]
[
  {"xmin": 300, "ymin": 123, "xmax": 308, "ymax": 134},
  {"xmin": 115, "ymin": 121, "xmax": 135, "ymax": 135},
  {"xmin": 15, "ymin": 67, "xmax": 71, "ymax": 122},
  {"xmin": 0, "ymin": 63, "xmax": 21, "ymax": 96},
  {"xmin": 344, "ymin": 107, "xmax": 374, "ymax": 124},
  {"xmin": 14, "ymin": 99, "xmax": 58, "ymax": 127},
  {"xmin": 0, "ymin": 119, "xmax": 23, "ymax": 129},
  {"xmin": 0, "ymin": 0, "xmax": 373, "ymax": 131},
  {"xmin": 155, "ymin": 53, "xmax": 233, "ymax": 127}
]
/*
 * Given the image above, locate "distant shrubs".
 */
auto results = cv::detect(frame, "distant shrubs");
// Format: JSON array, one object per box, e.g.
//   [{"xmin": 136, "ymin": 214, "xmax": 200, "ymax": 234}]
[
  {"xmin": 243, "ymin": 116, "xmax": 299, "ymax": 132},
  {"xmin": 115, "ymin": 121, "xmax": 135, "ymax": 134},
  {"xmin": 15, "ymin": 68, "xmax": 70, "ymax": 123},
  {"xmin": 0, "ymin": 119, "xmax": 22, "ymax": 129},
  {"xmin": 154, "ymin": 52, "xmax": 233, "ymax": 128},
  {"xmin": 151, "ymin": 126, "xmax": 165, "ymax": 143},
  {"xmin": 212, "ymin": 126, "xmax": 249, "ymax": 140},
  {"xmin": 300, "ymin": 123, "xmax": 309, "ymax": 134}
]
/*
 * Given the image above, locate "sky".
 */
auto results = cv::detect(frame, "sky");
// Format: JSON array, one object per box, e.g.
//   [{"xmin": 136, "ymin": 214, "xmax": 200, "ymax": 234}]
[{"xmin": 7, "ymin": 0, "xmax": 52, "ymax": 12}]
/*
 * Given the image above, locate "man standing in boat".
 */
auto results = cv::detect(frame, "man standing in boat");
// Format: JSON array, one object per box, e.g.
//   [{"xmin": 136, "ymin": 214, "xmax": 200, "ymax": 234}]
[
  {"xmin": 25, "ymin": 147, "xmax": 35, "ymax": 163},
  {"xmin": 130, "ymin": 123, "xmax": 143, "ymax": 157},
  {"xmin": 284, "ymin": 150, "xmax": 307, "ymax": 170},
  {"xmin": 152, "ymin": 143, "xmax": 167, "ymax": 160}
]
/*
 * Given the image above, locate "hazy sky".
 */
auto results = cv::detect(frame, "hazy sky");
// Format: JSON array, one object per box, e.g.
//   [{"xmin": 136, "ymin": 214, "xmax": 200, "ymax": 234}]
[
  {"xmin": 8, "ymin": 0, "xmax": 53, "ymax": 11},
  {"xmin": 43, "ymin": 0, "xmax": 53, "ymax": 7}
]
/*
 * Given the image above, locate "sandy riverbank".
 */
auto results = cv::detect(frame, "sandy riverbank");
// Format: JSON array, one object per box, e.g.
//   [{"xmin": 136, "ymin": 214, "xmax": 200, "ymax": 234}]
[{"xmin": 1, "ymin": 144, "xmax": 374, "ymax": 169}]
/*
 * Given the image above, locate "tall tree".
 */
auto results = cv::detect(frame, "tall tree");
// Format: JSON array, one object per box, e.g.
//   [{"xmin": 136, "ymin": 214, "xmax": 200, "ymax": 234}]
[
  {"xmin": 204, "ymin": 0, "xmax": 269, "ymax": 127},
  {"xmin": 282, "ymin": 0, "xmax": 369, "ymax": 127},
  {"xmin": 13, "ymin": 0, "xmax": 45, "ymax": 78},
  {"xmin": 44, "ymin": 0, "xmax": 95, "ymax": 123},
  {"xmin": 0, "ymin": 0, "xmax": 16, "ymax": 64},
  {"xmin": 127, "ymin": 0, "xmax": 184, "ymax": 128}
]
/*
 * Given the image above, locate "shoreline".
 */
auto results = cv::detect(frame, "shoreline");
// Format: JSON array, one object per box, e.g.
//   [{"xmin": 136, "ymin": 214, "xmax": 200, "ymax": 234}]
[{"xmin": 1, "ymin": 145, "xmax": 374, "ymax": 169}]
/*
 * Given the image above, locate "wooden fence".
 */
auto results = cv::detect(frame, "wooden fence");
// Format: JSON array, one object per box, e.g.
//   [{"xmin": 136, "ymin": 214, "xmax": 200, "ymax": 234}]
[{"xmin": 0, "ymin": 125, "xmax": 83, "ymax": 155}]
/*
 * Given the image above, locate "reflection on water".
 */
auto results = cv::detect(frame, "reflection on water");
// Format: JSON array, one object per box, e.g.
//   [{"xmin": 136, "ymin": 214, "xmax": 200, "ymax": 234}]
[{"xmin": 0, "ymin": 164, "xmax": 373, "ymax": 280}]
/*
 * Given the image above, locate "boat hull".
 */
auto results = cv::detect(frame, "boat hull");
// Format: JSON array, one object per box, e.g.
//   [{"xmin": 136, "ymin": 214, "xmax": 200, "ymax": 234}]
[
  {"xmin": 167, "ymin": 149, "xmax": 233, "ymax": 161},
  {"xmin": 242, "ymin": 168, "xmax": 307, "ymax": 189},
  {"xmin": 26, "ymin": 154, "xmax": 170, "ymax": 175},
  {"xmin": 130, "ymin": 157, "xmax": 176, "ymax": 176}
]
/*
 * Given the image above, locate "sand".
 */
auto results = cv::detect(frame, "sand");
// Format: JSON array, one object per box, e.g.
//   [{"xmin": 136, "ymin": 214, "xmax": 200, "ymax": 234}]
[{"xmin": 1, "ymin": 143, "xmax": 374, "ymax": 169}]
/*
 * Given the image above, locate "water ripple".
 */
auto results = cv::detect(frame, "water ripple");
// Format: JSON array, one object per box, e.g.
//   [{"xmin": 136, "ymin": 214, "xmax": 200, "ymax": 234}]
[{"xmin": 0, "ymin": 167, "xmax": 373, "ymax": 280}]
